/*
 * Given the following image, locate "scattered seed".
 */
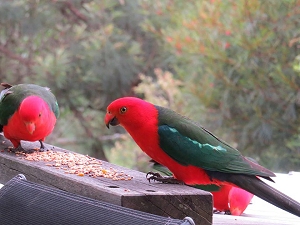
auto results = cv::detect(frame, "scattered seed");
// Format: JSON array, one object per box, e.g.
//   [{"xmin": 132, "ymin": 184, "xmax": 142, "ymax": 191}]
[{"xmin": 17, "ymin": 150, "xmax": 132, "ymax": 181}]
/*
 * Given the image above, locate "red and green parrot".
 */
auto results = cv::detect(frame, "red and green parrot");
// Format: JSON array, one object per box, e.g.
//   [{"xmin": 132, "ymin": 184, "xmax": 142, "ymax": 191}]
[
  {"xmin": 105, "ymin": 97, "xmax": 300, "ymax": 217},
  {"xmin": 151, "ymin": 159, "xmax": 253, "ymax": 216},
  {"xmin": 0, "ymin": 83, "xmax": 59, "ymax": 151}
]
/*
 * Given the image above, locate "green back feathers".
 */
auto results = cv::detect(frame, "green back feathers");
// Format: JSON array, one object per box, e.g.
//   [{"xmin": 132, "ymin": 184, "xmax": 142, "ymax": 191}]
[
  {"xmin": 0, "ymin": 83, "xmax": 59, "ymax": 126},
  {"xmin": 155, "ymin": 105, "xmax": 275, "ymax": 178}
]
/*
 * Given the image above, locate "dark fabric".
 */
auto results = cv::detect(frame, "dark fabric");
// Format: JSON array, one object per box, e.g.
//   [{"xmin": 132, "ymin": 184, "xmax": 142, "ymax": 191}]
[{"xmin": 0, "ymin": 174, "xmax": 194, "ymax": 225}]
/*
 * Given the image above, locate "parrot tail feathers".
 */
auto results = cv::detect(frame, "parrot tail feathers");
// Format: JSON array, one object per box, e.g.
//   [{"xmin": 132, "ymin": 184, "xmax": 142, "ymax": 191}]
[{"xmin": 228, "ymin": 174, "xmax": 300, "ymax": 217}]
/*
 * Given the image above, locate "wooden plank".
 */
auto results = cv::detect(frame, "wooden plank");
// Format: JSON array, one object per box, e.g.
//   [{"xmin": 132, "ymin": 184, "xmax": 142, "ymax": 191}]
[{"xmin": 0, "ymin": 135, "xmax": 212, "ymax": 225}]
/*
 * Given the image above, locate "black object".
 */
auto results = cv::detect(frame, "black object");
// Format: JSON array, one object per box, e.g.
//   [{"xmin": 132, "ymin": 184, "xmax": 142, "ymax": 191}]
[{"xmin": 0, "ymin": 174, "xmax": 195, "ymax": 225}]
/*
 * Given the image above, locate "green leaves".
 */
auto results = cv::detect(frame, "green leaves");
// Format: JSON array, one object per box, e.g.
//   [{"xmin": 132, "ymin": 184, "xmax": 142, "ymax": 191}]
[
  {"xmin": 142, "ymin": 0, "xmax": 300, "ymax": 172},
  {"xmin": 1, "ymin": 0, "xmax": 299, "ymax": 171}
]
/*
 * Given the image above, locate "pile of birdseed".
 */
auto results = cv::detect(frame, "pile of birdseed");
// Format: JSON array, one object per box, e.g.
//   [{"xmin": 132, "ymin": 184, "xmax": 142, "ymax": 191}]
[{"xmin": 16, "ymin": 150, "xmax": 133, "ymax": 181}]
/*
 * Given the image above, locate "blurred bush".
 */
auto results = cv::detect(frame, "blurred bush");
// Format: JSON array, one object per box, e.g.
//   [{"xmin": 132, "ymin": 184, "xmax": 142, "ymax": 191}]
[
  {"xmin": 0, "ymin": 0, "xmax": 299, "ymax": 172},
  {"xmin": 141, "ymin": 0, "xmax": 300, "ymax": 172}
]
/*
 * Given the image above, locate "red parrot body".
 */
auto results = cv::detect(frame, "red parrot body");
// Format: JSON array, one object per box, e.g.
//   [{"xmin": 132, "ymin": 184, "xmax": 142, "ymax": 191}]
[
  {"xmin": 0, "ymin": 83, "xmax": 59, "ymax": 150},
  {"xmin": 212, "ymin": 185, "xmax": 232, "ymax": 212},
  {"xmin": 105, "ymin": 98, "xmax": 215, "ymax": 186},
  {"xmin": 151, "ymin": 160, "xmax": 252, "ymax": 216},
  {"xmin": 229, "ymin": 187, "xmax": 254, "ymax": 216},
  {"xmin": 105, "ymin": 97, "xmax": 300, "ymax": 217},
  {"xmin": 213, "ymin": 185, "xmax": 254, "ymax": 215}
]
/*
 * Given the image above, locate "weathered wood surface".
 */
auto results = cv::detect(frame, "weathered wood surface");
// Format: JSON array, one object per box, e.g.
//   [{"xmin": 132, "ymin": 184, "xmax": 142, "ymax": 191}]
[
  {"xmin": 0, "ymin": 135, "xmax": 212, "ymax": 225},
  {"xmin": 213, "ymin": 173, "xmax": 300, "ymax": 225}
]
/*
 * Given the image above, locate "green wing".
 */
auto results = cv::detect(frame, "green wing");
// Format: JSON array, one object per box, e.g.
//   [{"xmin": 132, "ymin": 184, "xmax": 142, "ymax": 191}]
[
  {"xmin": 155, "ymin": 106, "xmax": 274, "ymax": 178},
  {"xmin": 0, "ymin": 84, "xmax": 59, "ymax": 126}
]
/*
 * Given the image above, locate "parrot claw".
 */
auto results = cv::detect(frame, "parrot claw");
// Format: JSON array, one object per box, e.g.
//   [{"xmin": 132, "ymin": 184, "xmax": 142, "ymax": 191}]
[
  {"xmin": 213, "ymin": 209, "xmax": 220, "ymax": 214},
  {"xmin": 6, "ymin": 141, "xmax": 48, "ymax": 154},
  {"xmin": 7, "ymin": 145, "xmax": 34, "ymax": 154},
  {"xmin": 39, "ymin": 140, "xmax": 46, "ymax": 152},
  {"xmin": 213, "ymin": 209, "xmax": 231, "ymax": 215},
  {"xmin": 146, "ymin": 171, "xmax": 162, "ymax": 182},
  {"xmin": 224, "ymin": 210, "xmax": 231, "ymax": 215},
  {"xmin": 146, "ymin": 171, "xmax": 184, "ymax": 184}
]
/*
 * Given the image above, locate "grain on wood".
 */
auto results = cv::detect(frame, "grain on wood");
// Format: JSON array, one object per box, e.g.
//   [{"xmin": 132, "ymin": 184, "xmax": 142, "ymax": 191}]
[{"xmin": 0, "ymin": 135, "xmax": 213, "ymax": 225}]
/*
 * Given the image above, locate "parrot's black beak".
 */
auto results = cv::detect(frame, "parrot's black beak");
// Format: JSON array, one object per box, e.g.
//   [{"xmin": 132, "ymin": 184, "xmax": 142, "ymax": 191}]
[{"xmin": 105, "ymin": 115, "xmax": 119, "ymax": 129}]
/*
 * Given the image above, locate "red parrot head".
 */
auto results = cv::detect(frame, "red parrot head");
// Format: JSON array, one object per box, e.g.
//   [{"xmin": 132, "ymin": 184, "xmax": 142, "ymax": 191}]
[
  {"xmin": 18, "ymin": 95, "xmax": 48, "ymax": 135},
  {"xmin": 105, "ymin": 97, "xmax": 156, "ymax": 130}
]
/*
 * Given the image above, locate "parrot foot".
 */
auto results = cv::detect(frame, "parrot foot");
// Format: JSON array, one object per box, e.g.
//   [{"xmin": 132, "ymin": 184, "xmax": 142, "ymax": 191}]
[
  {"xmin": 39, "ymin": 140, "xmax": 46, "ymax": 152},
  {"xmin": 6, "ymin": 141, "xmax": 48, "ymax": 154},
  {"xmin": 8, "ymin": 145, "xmax": 34, "ymax": 154},
  {"xmin": 224, "ymin": 210, "xmax": 231, "ymax": 215},
  {"xmin": 146, "ymin": 172, "xmax": 184, "ymax": 184},
  {"xmin": 213, "ymin": 209, "xmax": 221, "ymax": 214},
  {"xmin": 213, "ymin": 209, "xmax": 231, "ymax": 215}
]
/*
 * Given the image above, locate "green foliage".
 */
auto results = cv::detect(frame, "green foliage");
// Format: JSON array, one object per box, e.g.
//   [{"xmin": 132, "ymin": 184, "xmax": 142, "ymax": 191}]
[
  {"xmin": 143, "ymin": 0, "xmax": 300, "ymax": 171},
  {"xmin": 105, "ymin": 133, "xmax": 151, "ymax": 172},
  {"xmin": 1, "ymin": 0, "xmax": 300, "ymax": 172},
  {"xmin": 0, "ymin": 0, "xmax": 171, "ymax": 160},
  {"xmin": 134, "ymin": 69, "xmax": 190, "ymax": 113}
]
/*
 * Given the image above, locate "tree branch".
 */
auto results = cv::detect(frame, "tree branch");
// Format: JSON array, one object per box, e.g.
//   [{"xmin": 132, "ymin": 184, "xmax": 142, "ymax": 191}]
[
  {"xmin": 63, "ymin": 1, "xmax": 88, "ymax": 24},
  {"xmin": 0, "ymin": 45, "xmax": 35, "ymax": 66}
]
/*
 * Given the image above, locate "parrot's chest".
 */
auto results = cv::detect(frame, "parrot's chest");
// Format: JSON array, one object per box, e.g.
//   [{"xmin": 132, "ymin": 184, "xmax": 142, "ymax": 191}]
[{"xmin": 3, "ymin": 111, "xmax": 56, "ymax": 141}]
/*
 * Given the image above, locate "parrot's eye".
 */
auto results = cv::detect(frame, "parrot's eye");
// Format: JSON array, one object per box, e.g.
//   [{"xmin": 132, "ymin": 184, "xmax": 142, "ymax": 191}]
[
  {"xmin": 38, "ymin": 112, "xmax": 42, "ymax": 117},
  {"xmin": 120, "ymin": 106, "xmax": 127, "ymax": 114}
]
